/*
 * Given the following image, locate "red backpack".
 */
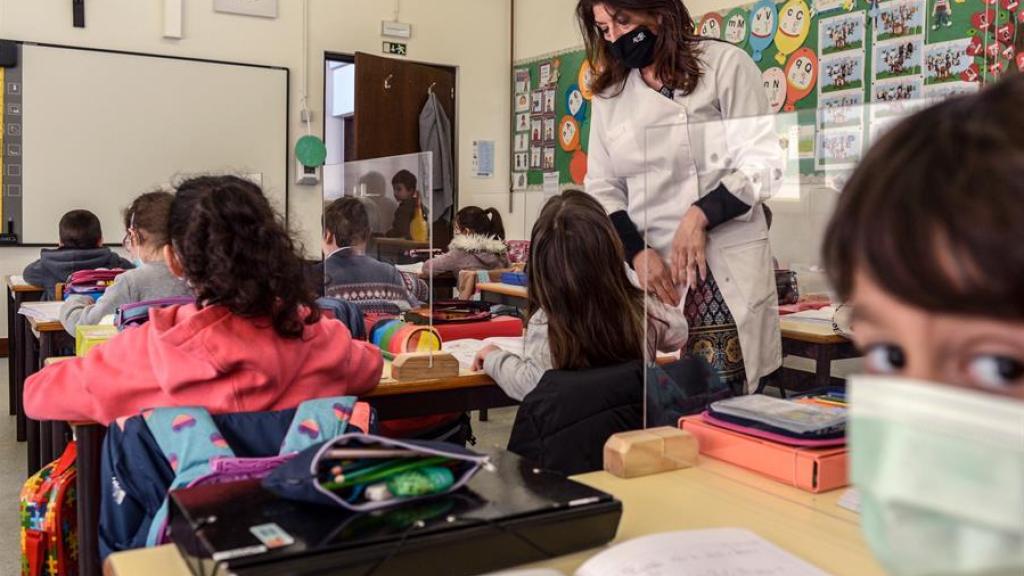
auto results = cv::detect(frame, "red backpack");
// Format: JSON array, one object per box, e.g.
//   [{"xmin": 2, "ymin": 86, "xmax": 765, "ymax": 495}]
[{"xmin": 20, "ymin": 442, "xmax": 78, "ymax": 576}]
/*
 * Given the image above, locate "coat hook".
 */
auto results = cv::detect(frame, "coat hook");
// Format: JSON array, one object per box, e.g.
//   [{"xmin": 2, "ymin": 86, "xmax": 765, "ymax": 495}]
[
  {"xmin": 384, "ymin": 74, "xmax": 394, "ymax": 90},
  {"xmin": 428, "ymin": 81, "xmax": 437, "ymax": 94}
]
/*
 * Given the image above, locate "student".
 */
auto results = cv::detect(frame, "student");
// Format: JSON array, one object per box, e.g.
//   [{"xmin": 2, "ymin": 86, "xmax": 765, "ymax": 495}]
[
  {"xmin": 323, "ymin": 197, "xmax": 422, "ymax": 313},
  {"xmin": 822, "ymin": 77, "xmax": 1023, "ymax": 575},
  {"xmin": 473, "ymin": 190, "xmax": 688, "ymax": 400},
  {"xmin": 420, "ymin": 206, "xmax": 510, "ymax": 278},
  {"xmin": 23, "ymin": 175, "xmax": 382, "ymax": 425},
  {"xmin": 23, "ymin": 209, "xmax": 133, "ymax": 299},
  {"xmin": 385, "ymin": 169, "xmax": 427, "ymax": 241},
  {"xmin": 59, "ymin": 191, "xmax": 193, "ymax": 335}
]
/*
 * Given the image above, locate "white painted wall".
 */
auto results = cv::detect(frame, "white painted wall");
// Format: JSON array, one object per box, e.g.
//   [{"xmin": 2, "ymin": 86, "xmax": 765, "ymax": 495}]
[{"xmin": 0, "ymin": 0, "xmax": 512, "ymax": 336}]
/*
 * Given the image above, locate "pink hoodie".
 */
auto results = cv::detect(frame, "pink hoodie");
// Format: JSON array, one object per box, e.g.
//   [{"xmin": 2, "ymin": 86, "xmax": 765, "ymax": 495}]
[{"xmin": 24, "ymin": 304, "xmax": 383, "ymax": 425}]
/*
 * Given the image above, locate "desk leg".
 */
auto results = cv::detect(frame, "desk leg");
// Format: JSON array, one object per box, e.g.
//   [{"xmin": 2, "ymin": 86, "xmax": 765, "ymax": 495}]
[
  {"xmin": 7, "ymin": 288, "xmax": 15, "ymax": 415},
  {"xmin": 14, "ymin": 302, "xmax": 26, "ymax": 442},
  {"xmin": 39, "ymin": 420, "xmax": 52, "ymax": 468},
  {"xmin": 814, "ymin": 344, "xmax": 835, "ymax": 393},
  {"xmin": 77, "ymin": 424, "xmax": 106, "ymax": 576},
  {"xmin": 36, "ymin": 333, "xmax": 60, "ymax": 466},
  {"xmin": 24, "ymin": 319, "xmax": 40, "ymax": 475}
]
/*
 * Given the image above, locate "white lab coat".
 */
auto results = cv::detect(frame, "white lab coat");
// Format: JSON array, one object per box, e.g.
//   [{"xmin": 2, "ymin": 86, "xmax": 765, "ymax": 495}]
[{"xmin": 586, "ymin": 40, "xmax": 783, "ymax": 391}]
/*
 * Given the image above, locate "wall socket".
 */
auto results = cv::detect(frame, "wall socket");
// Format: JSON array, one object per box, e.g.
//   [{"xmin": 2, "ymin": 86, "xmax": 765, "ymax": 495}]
[{"xmin": 213, "ymin": 0, "xmax": 277, "ymax": 18}]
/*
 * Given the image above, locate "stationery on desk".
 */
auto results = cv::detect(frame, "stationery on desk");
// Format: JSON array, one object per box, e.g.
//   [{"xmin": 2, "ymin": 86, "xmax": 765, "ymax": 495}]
[
  {"xmin": 18, "ymin": 301, "xmax": 65, "ymax": 322},
  {"xmin": 10, "ymin": 274, "xmax": 32, "ymax": 287},
  {"xmin": 493, "ymin": 528, "xmax": 829, "ymax": 576}
]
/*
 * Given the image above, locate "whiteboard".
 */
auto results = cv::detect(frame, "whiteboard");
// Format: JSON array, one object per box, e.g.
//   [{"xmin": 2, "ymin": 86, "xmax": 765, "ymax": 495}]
[{"xmin": 20, "ymin": 44, "xmax": 288, "ymax": 244}]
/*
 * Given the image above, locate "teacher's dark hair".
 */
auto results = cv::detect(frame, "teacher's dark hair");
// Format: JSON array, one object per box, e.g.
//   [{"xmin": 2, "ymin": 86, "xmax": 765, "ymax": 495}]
[
  {"xmin": 577, "ymin": 0, "xmax": 704, "ymax": 97},
  {"xmin": 169, "ymin": 175, "xmax": 321, "ymax": 338},
  {"xmin": 823, "ymin": 75, "xmax": 1024, "ymax": 320}
]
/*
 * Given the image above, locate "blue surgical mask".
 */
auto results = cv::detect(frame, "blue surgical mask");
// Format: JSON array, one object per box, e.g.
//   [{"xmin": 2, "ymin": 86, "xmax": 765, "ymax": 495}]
[{"xmin": 849, "ymin": 375, "xmax": 1024, "ymax": 576}]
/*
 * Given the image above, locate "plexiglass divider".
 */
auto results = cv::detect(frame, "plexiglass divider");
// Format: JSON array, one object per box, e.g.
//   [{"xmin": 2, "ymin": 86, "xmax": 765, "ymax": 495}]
[{"xmin": 640, "ymin": 96, "xmax": 946, "ymax": 429}]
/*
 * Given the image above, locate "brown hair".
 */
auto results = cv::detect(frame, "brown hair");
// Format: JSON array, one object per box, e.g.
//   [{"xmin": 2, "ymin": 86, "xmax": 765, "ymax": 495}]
[
  {"xmin": 324, "ymin": 197, "xmax": 371, "ymax": 247},
  {"xmin": 822, "ymin": 75, "xmax": 1024, "ymax": 320},
  {"xmin": 59, "ymin": 209, "xmax": 102, "ymax": 249},
  {"xmin": 576, "ymin": 0, "xmax": 704, "ymax": 97},
  {"xmin": 391, "ymin": 169, "xmax": 417, "ymax": 193},
  {"xmin": 168, "ymin": 175, "xmax": 320, "ymax": 338},
  {"xmin": 456, "ymin": 206, "xmax": 506, "ymax": 240},
  {"xmin": 123, "ymin": 191, "xmax": 174, "ymax": 249},
  {"xmin": 528, "ymin": 190, "xmax": 649, "ymax": 370}
]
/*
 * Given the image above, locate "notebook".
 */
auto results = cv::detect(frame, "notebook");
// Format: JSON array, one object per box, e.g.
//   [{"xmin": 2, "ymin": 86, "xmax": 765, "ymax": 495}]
[
  {"xmin": 18, "ymin": 301, "xmax": 65, "ymax": 322},
  {"xmin": 490, "ymin": 528, "xmax": 829, "ymax": 576}
]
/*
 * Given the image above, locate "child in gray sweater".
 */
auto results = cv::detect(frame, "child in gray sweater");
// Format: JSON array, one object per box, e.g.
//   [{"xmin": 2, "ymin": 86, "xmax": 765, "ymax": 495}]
[
  {"xmin": 472, "ymin": 191, "xmax": 688, "ymax": 401},
  {"xmin": 60, "ymin": 191, "xmax": 192, "ymax": 335}
]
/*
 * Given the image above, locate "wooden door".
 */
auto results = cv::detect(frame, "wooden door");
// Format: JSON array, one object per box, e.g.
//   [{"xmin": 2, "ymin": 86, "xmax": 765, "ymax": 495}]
[
  {"xmin": 353, "ymin": 52, "xmax": 455, "ymax": 161},
  {"xmin": 353, "ymin": 52, "xmax": 456, "ymax": 245}
]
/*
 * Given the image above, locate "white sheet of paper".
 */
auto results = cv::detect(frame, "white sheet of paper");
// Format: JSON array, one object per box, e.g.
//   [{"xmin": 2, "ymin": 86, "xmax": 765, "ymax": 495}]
[
  {"xmin": 576, "ymin": 528, "xmax": 829, "ymax": 576},
  {"xmin": 838, "ymin": 488, "xmax": 861, "ymax": 513},
  {"xmin": 18, "ymin": 301, "xmax": 66, "ymax": 322},
  {"xmin": 444, "ymin": 336, "xmax": 526, "ymax": 369},
  {"xmin": 395, "ymin": 262, "xmax": 424, "ymax": 275},
  {"xmin": 10, "ymin": 275, "xmax": 29, "ymax": 287}
]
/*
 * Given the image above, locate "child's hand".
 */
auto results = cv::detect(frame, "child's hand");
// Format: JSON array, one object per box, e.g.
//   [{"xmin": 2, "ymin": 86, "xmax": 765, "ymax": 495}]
[{"xmin": 471, "ymin": 344, "xmax": 502, "ymax": 371}]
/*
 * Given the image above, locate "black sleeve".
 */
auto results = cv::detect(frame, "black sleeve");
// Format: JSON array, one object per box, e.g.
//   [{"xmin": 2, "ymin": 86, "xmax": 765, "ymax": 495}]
[
  {"xmin": 610, "ymin": 211, "xmax": 646, "ymax": 267},
  {"xmin": 693, "ymin": 182, "xmax": 752, "ymax": 230}
]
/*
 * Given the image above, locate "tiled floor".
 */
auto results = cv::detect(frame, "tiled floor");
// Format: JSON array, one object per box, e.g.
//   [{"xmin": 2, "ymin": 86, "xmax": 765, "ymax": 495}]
[
  {"xmin": 1, "ymin": 358, "xmax": 27, "ymax": 575},
  {"xmin": 0, "ymin": 364, "xmax": 516, "ymax": 575}
]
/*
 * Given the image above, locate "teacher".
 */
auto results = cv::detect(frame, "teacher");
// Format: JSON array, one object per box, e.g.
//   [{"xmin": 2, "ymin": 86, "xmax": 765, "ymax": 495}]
[{"xmin": 579, "ymin": 0, "xmax": 782, "ymax": 393}]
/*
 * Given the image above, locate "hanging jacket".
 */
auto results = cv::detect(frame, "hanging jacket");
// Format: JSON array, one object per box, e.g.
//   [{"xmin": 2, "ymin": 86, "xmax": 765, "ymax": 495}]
[
  {"xmin": 507, "ymin": 361, "xmax": 644, "ymax": 476},
  {"xmin": 98, "ymin": 402, "xmax": 373, "ymax": 559},
  {"xmin": 419, "ymin": 91, "xmax": 454, "ymax": 220}
]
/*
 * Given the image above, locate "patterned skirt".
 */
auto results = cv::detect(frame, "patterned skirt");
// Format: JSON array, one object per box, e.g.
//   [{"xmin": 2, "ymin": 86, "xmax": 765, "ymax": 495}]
[{"xmin": 684, "ymin": 270, "xmax": 746, "ymax": 395}]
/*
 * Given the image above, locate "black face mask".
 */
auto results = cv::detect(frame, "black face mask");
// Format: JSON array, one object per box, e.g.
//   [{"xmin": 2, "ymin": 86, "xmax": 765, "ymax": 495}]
[{"xmin": 608, "ymin": 26, "xmax": 658, "ymax": 69}]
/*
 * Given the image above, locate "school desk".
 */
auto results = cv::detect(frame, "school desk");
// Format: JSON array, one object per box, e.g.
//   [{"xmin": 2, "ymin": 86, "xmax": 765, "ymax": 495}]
[
  {"xmin": 102, "ymin": 455, "xmax": 883, "ymax": 576},
  {"xmin": 477, "ymin": 281, "xmax": 528, "ymax": 308},
  {"xmin": 765, "ymin": 317, "xmax": 860, "ymax": 396},
  {"xmin": 6, "ymin": 276, "xmax": 43, "ymax": 433},
  {"xmin": 372, "ymin": 237, "xmax": 429, "ymax": 265},
  {"xmin": 23, "ymin": 314, "xmax": 72, "ymax": 475}
]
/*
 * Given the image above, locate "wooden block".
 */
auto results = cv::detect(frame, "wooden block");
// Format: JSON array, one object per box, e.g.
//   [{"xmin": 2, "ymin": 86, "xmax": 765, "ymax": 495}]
[
  {"xmin": 391, "ymin": 352, "xmax": 460, "ymax": 381},
  {"xmin": 603, "ymin": 426, "xmax": 699, "ymax": 479}
]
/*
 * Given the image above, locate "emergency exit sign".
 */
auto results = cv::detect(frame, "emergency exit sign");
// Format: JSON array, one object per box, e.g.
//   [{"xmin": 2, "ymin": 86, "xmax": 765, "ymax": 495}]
[{"xmin": 383, "ymin": 41, "xmax": 407, "ymax": 56}]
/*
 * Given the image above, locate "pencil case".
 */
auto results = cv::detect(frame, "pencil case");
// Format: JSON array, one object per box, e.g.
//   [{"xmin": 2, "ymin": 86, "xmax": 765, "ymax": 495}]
[
  {"xmin": 262, "ymin": 433, "xmax": 489, "ymax": 512},
  {"xmin": 709, "ymin": 395, "xmax": 846, "ymax": 436}
]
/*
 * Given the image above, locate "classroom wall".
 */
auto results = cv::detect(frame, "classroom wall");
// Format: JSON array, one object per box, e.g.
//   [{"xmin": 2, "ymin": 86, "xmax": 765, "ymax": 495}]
[{"xmin": 0, "ymin": 0, "xmax": 512, "ymax": 336}]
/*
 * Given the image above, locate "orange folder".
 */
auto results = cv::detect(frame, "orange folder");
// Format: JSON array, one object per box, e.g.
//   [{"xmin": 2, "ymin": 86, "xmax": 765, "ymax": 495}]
[{"xmin": 678, "ymin": 415, "xmax": 848, "ymax": 493}]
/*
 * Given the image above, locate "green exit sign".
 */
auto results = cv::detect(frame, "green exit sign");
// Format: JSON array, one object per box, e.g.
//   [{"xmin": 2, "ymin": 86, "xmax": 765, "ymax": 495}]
[{"xmin": 383, "ymin": 41, "xmax": 407, "ymax": 56}]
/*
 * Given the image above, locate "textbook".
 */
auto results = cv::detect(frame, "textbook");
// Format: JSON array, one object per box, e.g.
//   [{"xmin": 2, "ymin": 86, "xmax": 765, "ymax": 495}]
[
  {"xmin": 490, "ymin": 528, "xmax": 828, "ymax": 576},
  {"xmin": 443, "ymin": 336, "xmax": 526, "ymax": 369}
]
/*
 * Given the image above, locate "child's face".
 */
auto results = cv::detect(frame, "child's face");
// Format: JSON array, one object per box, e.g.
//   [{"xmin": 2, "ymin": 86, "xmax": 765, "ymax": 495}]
[
  {"xmin": 849, "ymin": 269, "xmax": 1024, "ymax": 399},
  {"xmin": 393, "ymin": 184, "xmax": 413, "ymax": 201}
]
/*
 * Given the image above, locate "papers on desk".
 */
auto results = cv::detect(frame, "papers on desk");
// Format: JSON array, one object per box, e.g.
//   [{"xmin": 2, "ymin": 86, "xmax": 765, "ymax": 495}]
[
  {"xmin": 444, "ymin": 336, "xmax": 525, "ymax": 369},
  {"xmin": 490, "ymin": 529, "xmax": 829, "ymax": 576},
  {"xmin": 838, "ymin": 488, "xmax": 861, "ymax": 513},
  {"xmin": 10, "ymin": 275, "xmax": 29, "ymax": 287},
  {"xmin": 19, "ymin": 301, "xmax": 64, "ymax": 322},
  {"xmin": 395, "ymin": 262, "xmax": 424, "ymax": 275},
  {"xmin": 784, "ymin": 306, "xmax": 837, "ymax": 325}
]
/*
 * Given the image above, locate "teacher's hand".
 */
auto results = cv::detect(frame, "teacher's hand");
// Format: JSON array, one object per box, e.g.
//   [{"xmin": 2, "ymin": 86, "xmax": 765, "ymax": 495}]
[
  {"xmin": 671, "ymin": 206, "xmax": 710, "ymax": 288},
  {"xmin": 633, "ymin": 249, "xmax": 680, "ymax": 307}
]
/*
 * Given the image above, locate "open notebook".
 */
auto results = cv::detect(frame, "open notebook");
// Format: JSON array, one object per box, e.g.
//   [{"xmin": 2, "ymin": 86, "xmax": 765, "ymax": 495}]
[
  {"xmin": 443, "ymin": 336, "xmax": 526, "ymax": 369},
  {"xmin": 490, "ymin": 529, "xmax": 829, "ymax": 576}
]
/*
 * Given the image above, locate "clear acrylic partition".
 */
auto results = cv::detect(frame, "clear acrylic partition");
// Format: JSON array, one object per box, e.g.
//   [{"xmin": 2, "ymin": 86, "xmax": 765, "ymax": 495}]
[
  {"xmin": 640, "ymin": 93, "xmax": 951, "ymax": 427},
  {"xmin": 322, "ymin": 152, "xmax": 442, "ymax": 364}
]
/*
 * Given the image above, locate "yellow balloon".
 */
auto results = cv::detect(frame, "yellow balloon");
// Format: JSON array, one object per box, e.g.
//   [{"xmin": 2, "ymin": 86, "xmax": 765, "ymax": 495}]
[{"xmin": 774, "ymin": 0, "xmax": 811, "ymax": 65}]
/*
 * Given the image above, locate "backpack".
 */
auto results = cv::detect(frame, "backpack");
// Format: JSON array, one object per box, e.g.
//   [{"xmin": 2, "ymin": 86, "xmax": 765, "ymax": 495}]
[
  {"xmin": 142, "ymin": 396, "xmax": 364, "ymax": 546},
  {"xmin": 114, "ymin": 297, "xmax": 195, "ymax": 331},
  {"xmin": 63, "ymin": 269, "xmax": 126, "ymax": 301},
  {"xmin": 20, "ymin": 442, "xmax": 78, "ymax": 576},
  {"xmin": 315, "ymin": 297, "xmax": 366, "ymax": 340}
]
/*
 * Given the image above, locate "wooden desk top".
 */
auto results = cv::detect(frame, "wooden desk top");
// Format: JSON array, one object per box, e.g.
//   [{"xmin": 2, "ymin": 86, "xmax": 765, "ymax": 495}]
[
  {"xmin": 373, "ymin": 363, "xmax": 495, "ymax": 397},
  {"xmin": 780, "ymin": 317, "xmax": 852, "ymax": 345},
  {"xmin": 27, "ymin": 317, "xmax": 65, "ymax": 333},
  {"xmin": 104, "ymin": 457, "xmax": 882, "ymax": 576},
  {"xmin": 7, "ymin": 275, "xmax": 43, "ymax": 294},
  {"xmin": 477, "ymin": 282, "xmax": 527, "ymax": 299}
]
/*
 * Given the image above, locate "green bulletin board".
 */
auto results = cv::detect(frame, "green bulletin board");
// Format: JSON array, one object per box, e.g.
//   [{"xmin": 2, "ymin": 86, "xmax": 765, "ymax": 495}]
[
  {"xmin": 511, "ymin": 48, "xmax": 593, "ymax": 190},
  {"xmin": 510, "ymin": 0, "xmax": 1019, "ymax": 186}
]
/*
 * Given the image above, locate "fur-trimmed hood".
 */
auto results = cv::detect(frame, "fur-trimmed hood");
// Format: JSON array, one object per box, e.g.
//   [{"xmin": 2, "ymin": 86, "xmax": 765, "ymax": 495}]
[{"xmin": 448, "ymin": 234, "xmax": 508, "ymax": 255}]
